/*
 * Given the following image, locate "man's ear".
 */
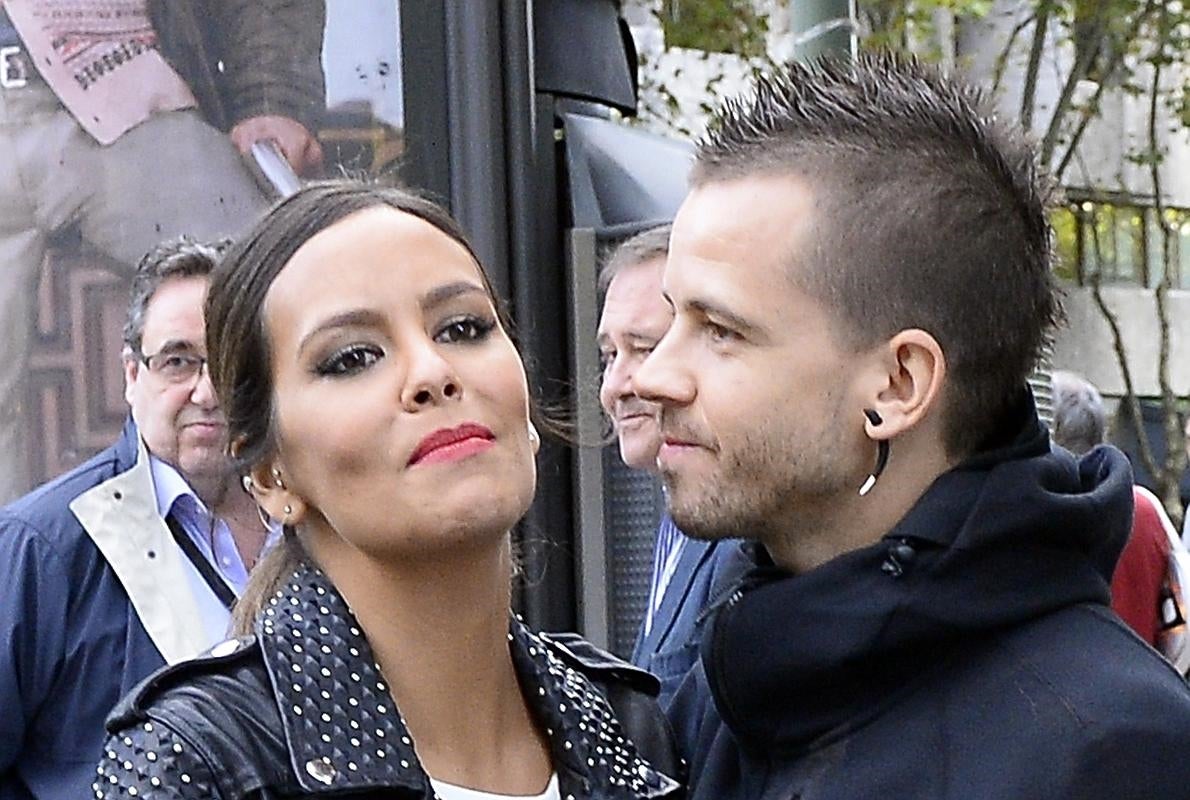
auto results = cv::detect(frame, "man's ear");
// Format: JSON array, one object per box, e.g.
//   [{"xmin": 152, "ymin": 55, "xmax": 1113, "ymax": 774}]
[
  {"xmin": 123, "ymin": 351, "xmax": 139, "ymax": 407},
  {"xmin": 865, "ymin": 328, "xmax": 946, "ymax": 440},
  {"xmin": 246, "ymin": 458, "xmax": 308, "ymax": 526}
]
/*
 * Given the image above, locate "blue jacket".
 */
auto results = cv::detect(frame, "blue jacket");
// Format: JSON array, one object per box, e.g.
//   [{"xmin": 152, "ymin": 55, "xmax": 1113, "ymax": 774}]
[
  {"xmin": 631, "ymin": 528, "xmax": 749, "ymax": 708},
  {"xmin": 668, "ymin": 398, "xmax": 1190, "ymax": 799},
  {"xmin": 0, "ymin": 421, "xmax": 218, "ymax": 800}
]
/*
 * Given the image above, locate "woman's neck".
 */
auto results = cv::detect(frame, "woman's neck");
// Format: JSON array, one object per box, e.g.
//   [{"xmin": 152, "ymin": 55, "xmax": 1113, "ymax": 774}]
[{"xmin": 307, "ymin": 533, "xmax": 553, "ymax": 795}]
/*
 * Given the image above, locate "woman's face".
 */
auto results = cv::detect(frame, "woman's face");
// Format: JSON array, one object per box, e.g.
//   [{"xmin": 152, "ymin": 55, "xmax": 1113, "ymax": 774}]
[{"xmin": 259, "ymin": 206, "xmax": 537, "ymax": 559}]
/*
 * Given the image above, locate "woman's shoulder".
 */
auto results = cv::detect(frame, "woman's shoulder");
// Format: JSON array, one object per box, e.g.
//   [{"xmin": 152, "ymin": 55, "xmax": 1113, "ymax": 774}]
[
  {"xmin": 535, "ymin": 631, "xmax": 661, "ymax": 693},
  {"xmin": 97, "ymin": 634, "xmax": 293, "ymax": 799},
  {"xmin": 526, "ymin": 630, "xmax": 687, "ymax": 790}
]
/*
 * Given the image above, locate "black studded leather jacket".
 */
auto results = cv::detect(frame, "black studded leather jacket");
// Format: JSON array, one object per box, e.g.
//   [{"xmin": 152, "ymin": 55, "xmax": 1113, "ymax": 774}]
[{"xmin": 95, "ymin": 563, "xmax": 684, "ymax": 799}]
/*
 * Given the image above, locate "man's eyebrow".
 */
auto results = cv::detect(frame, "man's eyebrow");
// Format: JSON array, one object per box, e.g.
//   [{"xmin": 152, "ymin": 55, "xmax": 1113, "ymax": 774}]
[
  {"xmin": 147, "ymin": 339, "xmax": 202, "ymax": 355},
  {"xmin": 297, "ymin": 308, "xmax": 387, "ymax": 356},
  {"xmin": 686, "ymin": 298, "xmax": 760, "ymax": 337}
]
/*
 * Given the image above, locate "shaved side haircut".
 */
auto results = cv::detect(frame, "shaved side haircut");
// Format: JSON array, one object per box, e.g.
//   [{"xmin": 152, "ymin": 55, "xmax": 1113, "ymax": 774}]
[{"xmin": 694, "ymin": 53, "xmax": 1061, "ymax": 457}]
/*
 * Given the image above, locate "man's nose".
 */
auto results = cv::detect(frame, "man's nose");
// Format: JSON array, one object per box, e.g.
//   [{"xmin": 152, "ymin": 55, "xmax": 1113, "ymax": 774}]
[
  {"xmin": 633, "ymin": 330, "xmax": 693, "ymax": 407},
  {"xmin": 188, "ymin": 363, "xmax": 218, "ymax": 409}
]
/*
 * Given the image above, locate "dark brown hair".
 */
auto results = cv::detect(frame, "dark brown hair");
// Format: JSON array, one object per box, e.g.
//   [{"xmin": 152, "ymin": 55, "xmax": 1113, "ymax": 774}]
[
  {"xmin": 694, "ymin": 52, "xmax": 1062, "ymax": 458},
  {"xmin": 205, "ymin": 181, "xmax": 507, "ymax": 634}
]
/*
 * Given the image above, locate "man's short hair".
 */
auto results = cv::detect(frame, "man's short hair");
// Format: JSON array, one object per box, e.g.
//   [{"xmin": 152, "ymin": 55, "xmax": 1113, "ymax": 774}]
[
  {"xmin": 598, "ymin": 224, "xmax": 672, "ymax": 294},
  {"xmin": 122, "ymin": 237, "xmax": 229, "ymax": 354},
  {"xmin": 1050, "ymin": 371, "xmax": 1106, "ymax": 456},
  {"xmin": 694, "ymin": 53, "xmax": 1061, "ymax": 458}
]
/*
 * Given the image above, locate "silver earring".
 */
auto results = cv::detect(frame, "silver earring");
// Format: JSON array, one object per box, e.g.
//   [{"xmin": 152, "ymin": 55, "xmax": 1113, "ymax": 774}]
[
  {"xmin": 241, "ymin": 475, "xmax": 253, "ymax": 493},
  {"xmin": 272, "ymin": 467, "xmax": 286, "ymax": 489},
  {"xmin": 255, "ymin": 504, "xmax": 273, "ymax": 531},
  {"xmin": 283, "ymin": 504, "xmax": 293, "ymax": 516}
]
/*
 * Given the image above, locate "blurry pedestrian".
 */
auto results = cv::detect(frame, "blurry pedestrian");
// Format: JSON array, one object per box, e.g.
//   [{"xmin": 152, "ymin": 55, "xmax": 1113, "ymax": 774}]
[{"xmin": 1052, "ymin": 370, "xmax": 1190, "ymax": 670}]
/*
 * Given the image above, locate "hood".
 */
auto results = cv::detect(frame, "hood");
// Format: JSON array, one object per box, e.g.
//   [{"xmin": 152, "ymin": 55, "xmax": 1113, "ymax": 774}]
[{"xmin": 703, "ymin": 393, "xmax": 1135, "ymax": 753}]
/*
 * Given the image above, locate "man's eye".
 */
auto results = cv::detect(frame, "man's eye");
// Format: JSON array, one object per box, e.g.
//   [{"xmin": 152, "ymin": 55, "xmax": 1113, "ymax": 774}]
[
  {"xmin": 706, "ymin": 322, "xmax": 738, "ymax": 343},
  {"xmin": 435, "ymin": 316, "xmax": 495, "ymax": 344},
  {"xmin": 315, "ymin": 345, "xmax": 383, "ymax": 376},
  {"xmin": 599, "ymin": 349, "xmax": 616, "ymax": 371}
]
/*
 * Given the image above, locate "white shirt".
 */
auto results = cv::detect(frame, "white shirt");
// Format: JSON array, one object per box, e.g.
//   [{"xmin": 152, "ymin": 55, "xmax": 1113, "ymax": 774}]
[{"xmin": 429, "ymin": 773, "xmax": 560, "ymax": 800}]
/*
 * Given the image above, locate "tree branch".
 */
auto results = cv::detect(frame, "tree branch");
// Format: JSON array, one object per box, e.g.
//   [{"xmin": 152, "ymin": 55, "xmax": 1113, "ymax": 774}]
[
  {"xmin": 1145, "ymin": 4, "xmax": 1183, "ymax": 521},
  {"xmin": 1039, "ymin": 3, "xmax": 1115, "ymax": 166},
  {"xmin": 991, "ymin": 12, "xmax": 1039, "ymax": 97},
  {"xmin": 1021, "ymin": 1, "xmax": 1053, "ymax": 130},
  {"xmin": 1051, "ymin": 0, "xmax": 1162, "ymax": 180}
]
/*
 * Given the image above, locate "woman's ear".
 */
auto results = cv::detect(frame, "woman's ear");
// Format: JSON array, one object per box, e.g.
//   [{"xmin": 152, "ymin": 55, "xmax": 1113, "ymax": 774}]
[{"xmin": 247, "ymin": 459, "xmax": 308, "ymax": 527}]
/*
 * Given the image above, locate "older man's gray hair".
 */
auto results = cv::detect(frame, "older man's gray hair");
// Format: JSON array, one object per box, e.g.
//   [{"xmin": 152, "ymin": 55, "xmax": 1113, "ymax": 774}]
[{"xmin": 1051, "ymin": 370, "xmax": 1107, "ymax": 456}]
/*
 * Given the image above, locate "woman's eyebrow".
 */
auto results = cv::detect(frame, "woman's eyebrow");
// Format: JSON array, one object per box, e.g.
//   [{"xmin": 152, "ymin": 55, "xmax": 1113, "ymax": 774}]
[
  {"xmin": 421, "ymin": 281, "xmax": 488, "ymax": 312},
  {"xmin": 296, "ymin": 308, "xmax": 387, "ymax": 356}
]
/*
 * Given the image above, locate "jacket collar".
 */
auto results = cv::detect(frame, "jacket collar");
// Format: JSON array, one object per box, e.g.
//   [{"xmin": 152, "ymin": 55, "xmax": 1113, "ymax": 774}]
[
  {"xmin": 636, "ymin": 535, "xmax": 717, "ymax": 658},
  {"xmin": 258, "ymin": 561, "xmax": 677, "ymax": 798},
  {"xmin": 70, "ymin": 422, "xmax": 212, "ymax": 664},
  {"xmin": 702, "ymin": 390, "xmax": 1135, "ymax": 753}
]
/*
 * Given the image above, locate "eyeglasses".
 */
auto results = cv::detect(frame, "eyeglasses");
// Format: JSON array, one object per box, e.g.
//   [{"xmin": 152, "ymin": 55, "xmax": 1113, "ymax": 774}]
[{"xmin": 138, "ymin": 349, "xmax": 209, "ymax": 385}]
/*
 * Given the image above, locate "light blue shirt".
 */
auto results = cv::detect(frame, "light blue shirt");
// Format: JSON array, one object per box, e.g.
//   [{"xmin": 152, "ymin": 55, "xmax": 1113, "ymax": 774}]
[
  {"xmin": 149, "ymin": 455, "xmax": 256, "ymax": 644},
  {"xmin": 643, "ymin": 515, "xmax": 687, "ymax": 638}
]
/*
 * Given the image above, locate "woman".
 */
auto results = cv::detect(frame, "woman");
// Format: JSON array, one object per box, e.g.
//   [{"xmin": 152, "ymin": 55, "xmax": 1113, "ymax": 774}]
[{"xmin": 94, "ymin": 183, "xmax": 682, "ymax": 800}]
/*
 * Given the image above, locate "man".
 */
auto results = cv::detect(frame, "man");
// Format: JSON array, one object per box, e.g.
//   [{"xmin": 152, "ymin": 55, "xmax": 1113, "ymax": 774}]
[
  {"xmin": 634, "ymin": 54, "xmax": 1190, "ymax": 799},
  {"xmin": 0, "ymin": 238, "xmax": 271, "ymax": 800},
  {"xmin": 597, "ymin": 224, "xmax": 745, "ymax": 705},
  {"xmin": 1051, "ymin": 370, "xmax": 1190, "ymax": 669},
  {"xmin": 0, "ymin": 0, "xmax": 325, "ymax": 501}
]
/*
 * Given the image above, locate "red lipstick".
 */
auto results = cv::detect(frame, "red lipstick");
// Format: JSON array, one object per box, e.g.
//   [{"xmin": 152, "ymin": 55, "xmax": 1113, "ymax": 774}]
[{"xmin": 408, "ymin": 423, "xmax": 495, "ymax": 467}]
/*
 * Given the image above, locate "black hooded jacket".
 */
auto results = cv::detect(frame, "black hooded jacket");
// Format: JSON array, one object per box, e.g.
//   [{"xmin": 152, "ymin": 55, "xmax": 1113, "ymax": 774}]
[{"xmin": 668, "ymin": 398, "xmax": 1190, "ymax": 800}]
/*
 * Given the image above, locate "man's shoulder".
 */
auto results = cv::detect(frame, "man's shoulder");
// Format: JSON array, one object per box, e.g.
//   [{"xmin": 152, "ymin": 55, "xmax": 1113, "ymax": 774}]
[
  {"xmin": 995, "ymin": 602, "xmax": 1190, "ymax": 710},
  {"xmin": 936, "ymin": 601, "xmax": 1190, "ymax": 759},
  {"xmin": 0, "ymin": 440, "xmax": 129, "ymax": 542}
]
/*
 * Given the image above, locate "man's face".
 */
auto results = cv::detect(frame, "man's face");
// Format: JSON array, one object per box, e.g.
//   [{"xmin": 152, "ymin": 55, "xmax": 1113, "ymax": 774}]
[
  {"xmin": 633, "ymin": 175, "xmax": 871, "ymax": 544},
  {"xmin": 597, "ymin": 256, "xmax": 672, "ymax": 471},
  {"xmin": 124, "ymin": 275, "xmax": 228, "ymax": 489}
]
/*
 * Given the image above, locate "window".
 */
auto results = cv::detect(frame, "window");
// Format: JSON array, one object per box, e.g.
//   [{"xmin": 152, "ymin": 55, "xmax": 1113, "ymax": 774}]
[{"xmin": 1052, "ymin": 199, "xmax": 1190, "ymax": 288}]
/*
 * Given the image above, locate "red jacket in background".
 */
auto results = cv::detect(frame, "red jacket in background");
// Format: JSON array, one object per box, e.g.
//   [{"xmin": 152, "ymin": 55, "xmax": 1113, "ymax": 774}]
[{"xmin": 1112, "ymin": 486, "xmax": 1174, "ymax": 646}]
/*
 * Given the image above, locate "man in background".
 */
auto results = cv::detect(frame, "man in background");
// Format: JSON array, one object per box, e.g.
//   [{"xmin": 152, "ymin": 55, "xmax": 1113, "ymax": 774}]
[
  {"xmin": 597, "ymin": 224, "xmax": 744, "ymax": 705},
  {"xmin": 0, "ymin": 238, "xmax": 272, "ymax": 800}
]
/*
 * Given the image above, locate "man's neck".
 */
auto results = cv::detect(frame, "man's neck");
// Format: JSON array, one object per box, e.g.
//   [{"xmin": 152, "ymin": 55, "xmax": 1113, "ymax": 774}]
[{"xmin": 766, "ymin": 444, "xmax": 955, "ymax": 574}]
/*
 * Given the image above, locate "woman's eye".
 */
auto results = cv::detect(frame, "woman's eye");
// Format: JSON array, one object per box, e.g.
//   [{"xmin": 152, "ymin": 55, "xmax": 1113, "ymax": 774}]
[
  {"xmin": 315, "ymin": 345, "xmax": 383, "ymax": 376},
  {"xmin": 435, "ymin": 316, "xmax": 495, "ymax": 344}
]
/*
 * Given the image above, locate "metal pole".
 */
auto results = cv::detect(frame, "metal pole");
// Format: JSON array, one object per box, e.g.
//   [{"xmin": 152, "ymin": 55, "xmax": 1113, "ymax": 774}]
[{"xmin": 790, "ymin": 0, "xmax": 857, "ymax": 63}]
